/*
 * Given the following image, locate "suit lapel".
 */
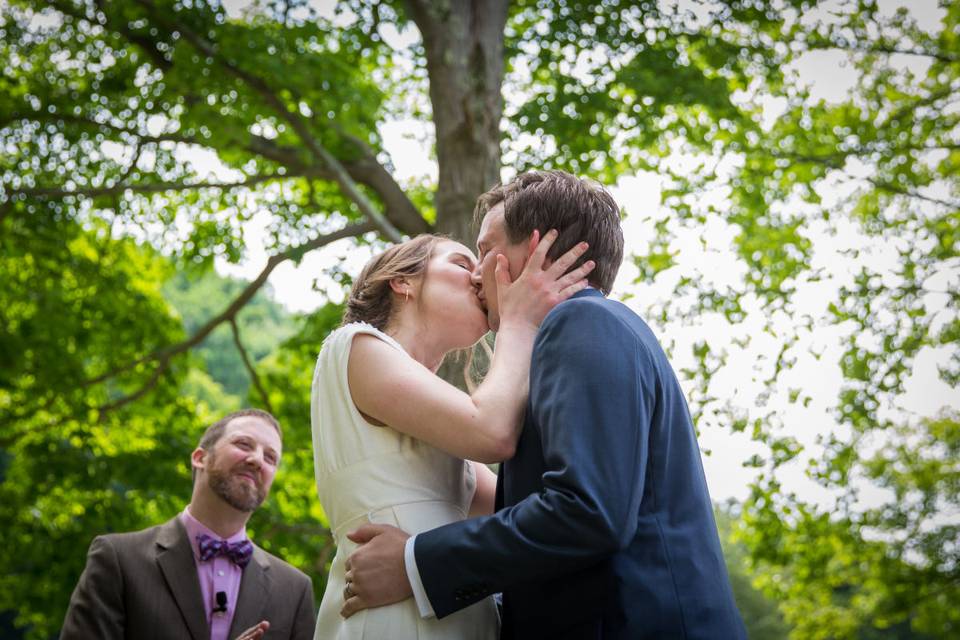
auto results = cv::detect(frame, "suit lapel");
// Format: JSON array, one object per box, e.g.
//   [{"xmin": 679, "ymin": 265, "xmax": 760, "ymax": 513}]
[
  {"xmin": 156, "ymin": 518, "xmax": 209, "ymax": 640},
  {"xmin": 227, "ymin": 546, "xmax": 271, "ymax": 638}
]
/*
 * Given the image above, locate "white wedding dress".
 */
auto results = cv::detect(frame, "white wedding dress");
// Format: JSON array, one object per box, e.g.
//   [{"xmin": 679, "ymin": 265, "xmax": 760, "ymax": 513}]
[{"xmin": 311, "ymin": 322, "xmax": 499, "ymax": 640}]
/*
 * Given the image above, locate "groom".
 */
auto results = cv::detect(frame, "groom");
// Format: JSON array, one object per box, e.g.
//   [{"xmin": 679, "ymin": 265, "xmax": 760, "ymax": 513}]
[{"xmin": 344, "ymin": 171, "xmax": 745, "ymax": 638}]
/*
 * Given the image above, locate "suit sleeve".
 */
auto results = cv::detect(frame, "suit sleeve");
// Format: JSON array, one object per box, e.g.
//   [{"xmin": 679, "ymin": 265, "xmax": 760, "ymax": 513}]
[
  {"xmin": 288, "ymin": 573, "xmax": 316, "ymax": 640},
  {"xmin": 60, "ymin": 536, "xmax": 125, "ymax": 640},
  {"xmin": 414, "ymin": 301, "xmax": 654, "ymax": 618}
]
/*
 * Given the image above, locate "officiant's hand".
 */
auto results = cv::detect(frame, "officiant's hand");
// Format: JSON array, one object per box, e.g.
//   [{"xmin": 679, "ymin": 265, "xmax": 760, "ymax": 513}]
[
  {"xmin": 341, "ymin": 523, "xmax": 412, "ymax": 618},
  {"xmin": 233, "ymin": 620, "xmax": 269, "ymax": 640}
]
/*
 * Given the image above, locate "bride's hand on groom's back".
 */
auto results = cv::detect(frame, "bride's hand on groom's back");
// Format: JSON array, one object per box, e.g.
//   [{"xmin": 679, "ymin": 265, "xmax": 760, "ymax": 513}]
[{"xmin": 340, "ymin": 524, "xmax": 413, "ymax": 618}]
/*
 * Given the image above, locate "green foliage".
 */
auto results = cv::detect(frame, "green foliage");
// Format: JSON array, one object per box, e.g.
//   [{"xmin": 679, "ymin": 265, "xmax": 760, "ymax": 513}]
[
  {"xmin": 163, "ymin": 269, "xmax": 297, "ymax": 397},
  {"xmin": 0, "ymin": 214, "xmax": 203, "ymax": 638},
  {"xmin": 1, "ymin": 0, "xmax": 384, "ymax": 264},
  {"xmin": 247, "ymin": 301, "xmax": 346, "ymax": 602},
  {"xmin": 502, "ymin": 0, "xmax": 792, "ymax": 180},
  {"xmin": 735, "ymin": 414, "xmax": 958, "ymax": 639},
  {"xmin": 716, "ymin": 506, "xmax": 794, "ymax": 639},
  {"xmin": 712, "ymin": 4, "xmax": 958, "ymax": 636},
  {"xmin": 0, "ymin": 213, "xmax": 333, "ymax": 637},
  {"xmin": 624, "ymin": 3, "xmax": 958, "ymax": 636},
  {"xmin": 1, "ymin": 0, "xmax": 957, "ymax": 638}
]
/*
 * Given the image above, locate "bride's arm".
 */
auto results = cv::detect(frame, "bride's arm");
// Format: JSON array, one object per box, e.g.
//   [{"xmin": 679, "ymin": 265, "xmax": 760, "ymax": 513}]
[
  {"xmin": 469, "ymin": 462, "xmax": 498, "ymax": 517},
  {"xmin": 347, "ymin": 234, "xmax": 593, "ymax": 463}
]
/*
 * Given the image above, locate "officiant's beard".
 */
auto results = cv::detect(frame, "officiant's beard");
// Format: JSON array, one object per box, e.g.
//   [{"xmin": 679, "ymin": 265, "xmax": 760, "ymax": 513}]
[{"xmin": 206, "ymin": 456, "xmax": 266, "ymax": 512}]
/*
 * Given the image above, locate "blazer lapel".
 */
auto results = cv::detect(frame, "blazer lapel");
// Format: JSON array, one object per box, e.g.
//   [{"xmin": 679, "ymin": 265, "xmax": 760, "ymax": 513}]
[
  {"xmin": 227, "ymin": 546, "xmax": 272, "ymax": 638},
  {"xmin": 156, "ymin": 518, "xmax": 209, "ymax": 640}
]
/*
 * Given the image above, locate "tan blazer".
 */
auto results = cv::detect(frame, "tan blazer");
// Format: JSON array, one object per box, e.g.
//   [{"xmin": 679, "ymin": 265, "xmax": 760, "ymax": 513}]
[{"xmin": 61, "ymin": 517, "xmax": 315, "ymax": 640}]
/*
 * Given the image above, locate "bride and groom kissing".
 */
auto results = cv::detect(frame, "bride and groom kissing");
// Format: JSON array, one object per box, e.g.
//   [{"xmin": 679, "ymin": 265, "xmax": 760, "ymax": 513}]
[{"xmin": 311, "ymin": 170, "xmax": 746, "ymax": 639}]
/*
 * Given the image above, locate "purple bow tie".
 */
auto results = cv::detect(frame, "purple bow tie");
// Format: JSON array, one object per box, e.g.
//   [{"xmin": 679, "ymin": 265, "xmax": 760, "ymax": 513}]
[{"xmin": 196, "ymin": 534, "xmax": 253, "ymax": 568}]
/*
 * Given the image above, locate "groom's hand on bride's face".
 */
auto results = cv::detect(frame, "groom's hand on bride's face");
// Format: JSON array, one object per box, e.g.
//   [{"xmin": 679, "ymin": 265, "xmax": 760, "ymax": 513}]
[{"xmin": 341, "ymin": 524, "xmax": 412, "ymax": 618}]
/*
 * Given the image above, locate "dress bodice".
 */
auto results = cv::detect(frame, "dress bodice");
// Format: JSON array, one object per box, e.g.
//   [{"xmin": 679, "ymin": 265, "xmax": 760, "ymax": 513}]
[
  {"xmin": 310, "ymin": 322, "xmax": 496, "ymax": 640},
  {"xmin": 311, "ymin": 323, "xmax": 476, "ymax": 539}
]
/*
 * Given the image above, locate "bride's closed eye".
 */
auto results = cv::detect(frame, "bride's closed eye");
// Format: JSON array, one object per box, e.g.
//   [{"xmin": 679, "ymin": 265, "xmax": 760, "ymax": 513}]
[{"xmin": 452, "ymin": 256, "xmax": 475, "ymax": 271}]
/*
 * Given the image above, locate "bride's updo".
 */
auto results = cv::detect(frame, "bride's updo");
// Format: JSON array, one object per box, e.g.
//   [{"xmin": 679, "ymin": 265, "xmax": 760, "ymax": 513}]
[{"xmin": 342, "ymin": 234, "xmax": 447, "ymax": 331}]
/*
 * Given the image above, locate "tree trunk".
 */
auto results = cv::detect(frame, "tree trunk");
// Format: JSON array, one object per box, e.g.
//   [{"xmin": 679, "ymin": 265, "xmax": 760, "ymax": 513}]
[{"xmin": 405, "ymin": 0, "xmax": 509, "ymax": 245}]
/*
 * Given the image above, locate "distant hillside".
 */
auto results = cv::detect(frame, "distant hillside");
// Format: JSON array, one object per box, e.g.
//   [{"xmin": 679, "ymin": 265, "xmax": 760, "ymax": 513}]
[{"xmin": 163, "ymin": 269, "xmax": 299, "ymax": 404}]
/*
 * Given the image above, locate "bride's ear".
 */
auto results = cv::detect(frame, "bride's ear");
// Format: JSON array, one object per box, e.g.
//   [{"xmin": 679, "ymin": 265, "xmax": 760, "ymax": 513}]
[{"xmin": 389, "ymin": 277, "xmax": 412, "ymax": 299}]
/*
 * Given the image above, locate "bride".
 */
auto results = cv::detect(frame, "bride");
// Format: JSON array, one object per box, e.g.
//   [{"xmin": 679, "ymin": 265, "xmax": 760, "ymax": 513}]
[{"xmin": 310, "ymin": 231, "xmax": 592, "ymax": 639}]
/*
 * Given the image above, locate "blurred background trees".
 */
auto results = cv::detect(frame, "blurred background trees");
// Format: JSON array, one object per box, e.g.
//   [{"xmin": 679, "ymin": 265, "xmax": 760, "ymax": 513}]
[{"xmin": 1, "ymin": 0, "xmax": 956, "ymax": 637}]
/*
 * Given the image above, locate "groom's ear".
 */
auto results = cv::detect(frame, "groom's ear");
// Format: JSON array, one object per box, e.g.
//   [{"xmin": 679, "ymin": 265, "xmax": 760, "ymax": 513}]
[
  {"xmin": 524, "ymin": 229, "xmax": 553, "ymax": 269},
  {"xmin": 507, "ymin": 230, "xmax": 541, "ymax": 275},
  {"xmin": 526, "ymin": 230, "xmax": 540, "ymax": 259}
]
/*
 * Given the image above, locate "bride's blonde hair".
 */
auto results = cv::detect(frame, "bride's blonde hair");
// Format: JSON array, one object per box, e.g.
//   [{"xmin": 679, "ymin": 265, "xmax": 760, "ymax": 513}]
[
  {"xmin": 342, "ymin": 233, "xmax": 482, "ymax": 390},
  {"xmin": 342, "ymin": 234, "xmax": 446, "ymax": 331}
]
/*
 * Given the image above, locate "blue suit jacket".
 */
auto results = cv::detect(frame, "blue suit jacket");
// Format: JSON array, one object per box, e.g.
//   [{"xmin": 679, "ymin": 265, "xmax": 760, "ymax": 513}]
[{"xmin": 416, "ymin": 289, "xmax": 745, "ymax": 639}]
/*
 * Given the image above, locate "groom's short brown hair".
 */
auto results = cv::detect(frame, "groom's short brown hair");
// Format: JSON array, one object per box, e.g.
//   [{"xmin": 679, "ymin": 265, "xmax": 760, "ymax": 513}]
[{"xmin": 473, "ymin": 170, "xmax": 624, "ymax": 294}]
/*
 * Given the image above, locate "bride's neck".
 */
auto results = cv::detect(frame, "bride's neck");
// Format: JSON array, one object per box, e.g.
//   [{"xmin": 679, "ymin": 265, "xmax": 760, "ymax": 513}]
[{"xmin": 386, "ymin": 314, "xmax": 448, "ymax": 373}]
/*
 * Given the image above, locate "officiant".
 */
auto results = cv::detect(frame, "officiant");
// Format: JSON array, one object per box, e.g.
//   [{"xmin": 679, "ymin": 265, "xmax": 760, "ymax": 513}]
[{"xmin": 61, "ymin": 409, "xmax": 315, "ymax": 640}]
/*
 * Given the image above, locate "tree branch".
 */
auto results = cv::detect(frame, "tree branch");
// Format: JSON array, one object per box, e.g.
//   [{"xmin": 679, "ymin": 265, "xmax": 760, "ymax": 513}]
[
  {"xmin": 229, "ymin": 317, "xmax": 274, "ymax": 413},
  {"xmin": 82, "ymin": 221, "xmax": 374, "ymax": 388},
  {"xmin": 138, "ymin": 0, "xmax": 404, "ymax": 242},
  {"xmin": 885, "ymin": 85, "xmax": 960, "ymax": 126},
  {"xmin": 0, "ymin": 353, "xmax": 172, "ymax": 447},
  {"xmin": 1, "ymin": 220, "xmax": 376, "ymax": 447},
  {"xmin": 118, "ymin": 141, "xmax": 145, "ymax": 185},
  {"xmin": 4, "ymin": 110, "xmax": 302, "ymax": 164},
  {"xmin": 48, "ymin": 0, "xmax": 174, "ymax": 71},
  {"xmin": 739, "ymin": 146, "xmax": 960, "ymax": 214},
  {"xmin": 5, "ymin": 111, "xmax": 428, "ymax": 236},
  {"xmin": 242, "ymin": 132, "xmax": 428, "ymax": 234},
  {"xmin": 1, "ymin": 112, "xmax": 167, "ymax": 143},
  {"xmin": 10, "ymin": 173, "xmax": 294, "ymax": 199},
  {"xmin": 322, "ymin": 122, "xmax": 431, "ymax": 235},
  {"xmin": 762, "ymin": 149, "xmax": 845, "ymax": 169},
  {"xmin": 96, "ymin": 354, "xmax": 172, "ymax": 415},
  {"xmin": 31, "ymin": 2, "xmax": 428, "ymax": 241},
  {"xmin": 808, "ymin": 41, "xmax": 959, "ymax": 65},
  {"xmin": 865, "ymin": 177, "xmax": 960, "ymax": 210}
]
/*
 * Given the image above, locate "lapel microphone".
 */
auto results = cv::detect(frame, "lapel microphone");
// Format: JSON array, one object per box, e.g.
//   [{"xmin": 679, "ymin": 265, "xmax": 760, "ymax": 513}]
[{"xmin": 213, "ymin": 591, "xmax": 228, "ymax": 614}]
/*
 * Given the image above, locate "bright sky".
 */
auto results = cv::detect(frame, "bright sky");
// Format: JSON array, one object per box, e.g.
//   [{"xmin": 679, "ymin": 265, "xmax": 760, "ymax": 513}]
[{"xmin": 208, "ymin": 0, "xmax": 958, "ymax": 506}]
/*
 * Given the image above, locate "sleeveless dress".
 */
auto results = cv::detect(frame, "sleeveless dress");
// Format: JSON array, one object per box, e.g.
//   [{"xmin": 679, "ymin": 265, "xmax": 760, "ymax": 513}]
[{"xmin": 311, "ymin": 322, "xmax": 499, "ymax": 640}]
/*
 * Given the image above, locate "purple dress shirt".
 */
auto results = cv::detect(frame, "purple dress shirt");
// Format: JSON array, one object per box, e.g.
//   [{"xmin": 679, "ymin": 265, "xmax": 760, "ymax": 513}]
[{"xmin": 181, "ymin": 507, "xmax": 247, "ymax": 640}]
